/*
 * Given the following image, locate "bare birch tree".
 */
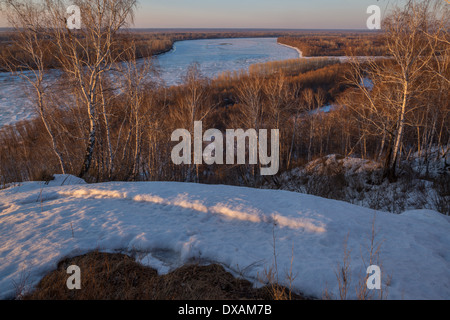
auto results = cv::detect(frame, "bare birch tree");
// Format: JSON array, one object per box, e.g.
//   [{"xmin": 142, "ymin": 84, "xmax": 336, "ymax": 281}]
[
  {"xmin": 2, "ymin": 0, "xmax": 67, "ymax": 174},
  {"xmin": 347, "ymin": 0, "xmax": 440, "ymax": 179},
  {"xmin": 45, "ymin": 0, "xmax": 137, "ymax": 178},
  {"xmin": 173, "ymin": 63, "xmax": 214, "ymax": 182}
]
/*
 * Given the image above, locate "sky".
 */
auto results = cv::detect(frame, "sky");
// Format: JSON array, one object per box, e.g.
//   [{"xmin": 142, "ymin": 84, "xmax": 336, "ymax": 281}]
[
  {"xmin": 133, "ymin": 0, "xmax": 399, "ymax": 29},
  {"xmin": 0, "ymin": 0, "xmax": 407, "ymax": 29}
]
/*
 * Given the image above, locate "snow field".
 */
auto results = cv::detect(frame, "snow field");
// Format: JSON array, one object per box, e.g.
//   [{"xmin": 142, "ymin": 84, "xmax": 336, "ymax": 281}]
[{"xmin": 0, "ymin": 175, "xmax": 449, "ymax": 299}]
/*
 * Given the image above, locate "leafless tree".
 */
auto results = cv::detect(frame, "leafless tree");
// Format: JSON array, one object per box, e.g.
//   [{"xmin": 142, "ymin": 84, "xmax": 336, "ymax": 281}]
[
  {"xmin": 346, "ymin": 0, "xmax": 443, "ymax": 179},
  {"xmin": 2, "ymin": 0, "xmax": 138, "ymax": 179},
  {"xmin": 46, "ymin": 0, "xmax": 137, "ymax": 178},
  {"xmin": 120, "ymin": 43, "xmax": 155, "ymax": 180},
  {"xmin": 172, "ymin": 63, "xmax": 214, "ymax": 181},
  {"xmin": 1, "ymin": 0, "xmax": 67, "ymax": 174}
]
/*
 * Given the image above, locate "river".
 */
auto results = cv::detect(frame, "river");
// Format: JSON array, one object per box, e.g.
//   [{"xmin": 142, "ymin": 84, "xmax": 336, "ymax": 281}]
[{"xmin": 0, "ymin": 37, "xmax": 300, "ymax": 127}]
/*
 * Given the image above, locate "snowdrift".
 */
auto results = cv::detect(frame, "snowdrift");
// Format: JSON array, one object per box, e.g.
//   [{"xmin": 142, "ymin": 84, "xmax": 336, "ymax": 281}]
[{"xmin": 0, "ymin": 175, "xmax": 449, "ymax": 299}]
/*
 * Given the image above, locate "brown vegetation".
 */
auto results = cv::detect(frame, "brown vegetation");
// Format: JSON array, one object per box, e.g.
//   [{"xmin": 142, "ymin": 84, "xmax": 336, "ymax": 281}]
[
  {"xmin": 278, "ymin": 33, "xmax": 387, "ymax": 57},
  {"xmin": 0, "ymin": 0, "xmax": 448, "ymax": 214},
  {"xmin": 23, "ymin": 251, "xmax": 305, "ymax": 300},
  {"xmin": 0, "ymin": 28, "xmax": 348, "ymax": 72},
  {"xmin": 0, "ymin": 56, "xmax": 352, "ymax": 184}
]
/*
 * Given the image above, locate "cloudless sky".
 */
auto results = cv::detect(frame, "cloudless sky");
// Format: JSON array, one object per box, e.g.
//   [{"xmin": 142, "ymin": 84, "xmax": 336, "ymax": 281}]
[
  {"xmin": 133, "ymin": 0, "xmax": 400, "ymax": 29},
  {"xmin": 0, "ymin": 0, "xmax": 407, "ymax": 29}
]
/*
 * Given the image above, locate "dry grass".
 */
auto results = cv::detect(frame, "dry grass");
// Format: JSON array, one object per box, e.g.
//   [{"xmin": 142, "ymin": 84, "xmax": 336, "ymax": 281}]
[
  {"xmin": 23, "ymin": 251, "xmax": 306, "ymax": 300},
  {"xmin": 257, "ymin": 225, "xmax": 300, "ymax": 300},
  {"xmin": 327, "ymin": 214, "xmax": 390, "ymax": 300}
]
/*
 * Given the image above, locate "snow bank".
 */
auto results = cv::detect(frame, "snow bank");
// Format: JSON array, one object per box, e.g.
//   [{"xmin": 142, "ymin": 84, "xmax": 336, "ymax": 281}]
[{"xmin": 0, "ymin": 180, "xmax": 449, "ymax": 300}]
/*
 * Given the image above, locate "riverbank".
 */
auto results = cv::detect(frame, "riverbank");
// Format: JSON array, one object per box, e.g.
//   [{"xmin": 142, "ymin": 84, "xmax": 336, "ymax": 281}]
[{"xmin": 277, "ymin": 41, "xmax": 303, "ymax": 58}]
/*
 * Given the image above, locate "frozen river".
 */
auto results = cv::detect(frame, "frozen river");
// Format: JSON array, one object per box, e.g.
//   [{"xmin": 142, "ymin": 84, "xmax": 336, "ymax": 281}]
[
  {"xmin": 156, "ymin": 37, "xmax": 300, "ymax": 85},
  {"xmin": 0, "ymin": 37, "xmax": 299, "ymax": 127}
]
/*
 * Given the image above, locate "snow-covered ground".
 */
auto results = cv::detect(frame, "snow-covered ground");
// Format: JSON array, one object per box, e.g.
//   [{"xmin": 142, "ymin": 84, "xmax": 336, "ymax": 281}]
[
  {"xmin": 0, "ymin": 72, "xmax": 36, "ymax": 127},
  {"xmin": 0, "ymin": 69, "xmax": 65, "ymax": 127},
  {"xmin": 0, "ymin": 175, "xmax": 449, "ymax": 300}
]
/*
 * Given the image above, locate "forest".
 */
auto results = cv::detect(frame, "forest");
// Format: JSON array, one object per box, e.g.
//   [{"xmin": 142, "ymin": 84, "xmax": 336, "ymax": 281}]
[{"xmin": 0, "ymin": 0, "xmax": 448, "ymax": 215}]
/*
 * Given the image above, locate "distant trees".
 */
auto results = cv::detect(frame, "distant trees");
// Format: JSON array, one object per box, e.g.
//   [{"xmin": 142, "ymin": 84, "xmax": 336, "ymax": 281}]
[
  {"xmin": 278, "ymin": 34, "xmax": 387, "ymax": 57},
  {"xmin": 248, "ymin": 58, "xmax": 339, "ymax": 76}
]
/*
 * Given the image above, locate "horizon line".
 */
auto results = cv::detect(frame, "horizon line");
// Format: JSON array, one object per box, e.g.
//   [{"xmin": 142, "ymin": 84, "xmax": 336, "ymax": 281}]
[{"xmin": 0, "ymin": 26, "xmax": 380, "ymax": 32}]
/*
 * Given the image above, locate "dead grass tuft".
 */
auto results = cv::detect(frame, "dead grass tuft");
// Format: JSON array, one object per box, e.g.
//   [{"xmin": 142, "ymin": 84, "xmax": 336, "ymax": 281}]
[{"xmin": 23, "ymin": 251, "xmax": 307, "ymax": 300}]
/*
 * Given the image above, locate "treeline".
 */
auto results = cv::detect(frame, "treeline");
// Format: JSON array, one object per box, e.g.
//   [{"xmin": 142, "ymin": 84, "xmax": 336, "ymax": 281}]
[
  {"xmin": 248, "ymin": 58, "xmax": 339, "ymax": 77},
  {"xmin": 0, "ymin": 31, "xmax": 173, "ymax": 71},
  {"xmin": 278, "ymin": 33, "xmax": 387, "ymax": 57},
  {"xmin": 0, "ymin": 0, "xmax": 448, "ymax": 214},
  {"xmin": 0, "ymin": 31, "xmax": 265, "ymax": 72},
  {"xmin": 0, "ymin": 26, "xmax": 393, "ymax": 72},
  {"xmin": 216, "ymin": 57, "xmax": 340, "ymax": 83},
  {"xmin": 0, "ymin": 28, "xmax": 335, "ymax": 72}
]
